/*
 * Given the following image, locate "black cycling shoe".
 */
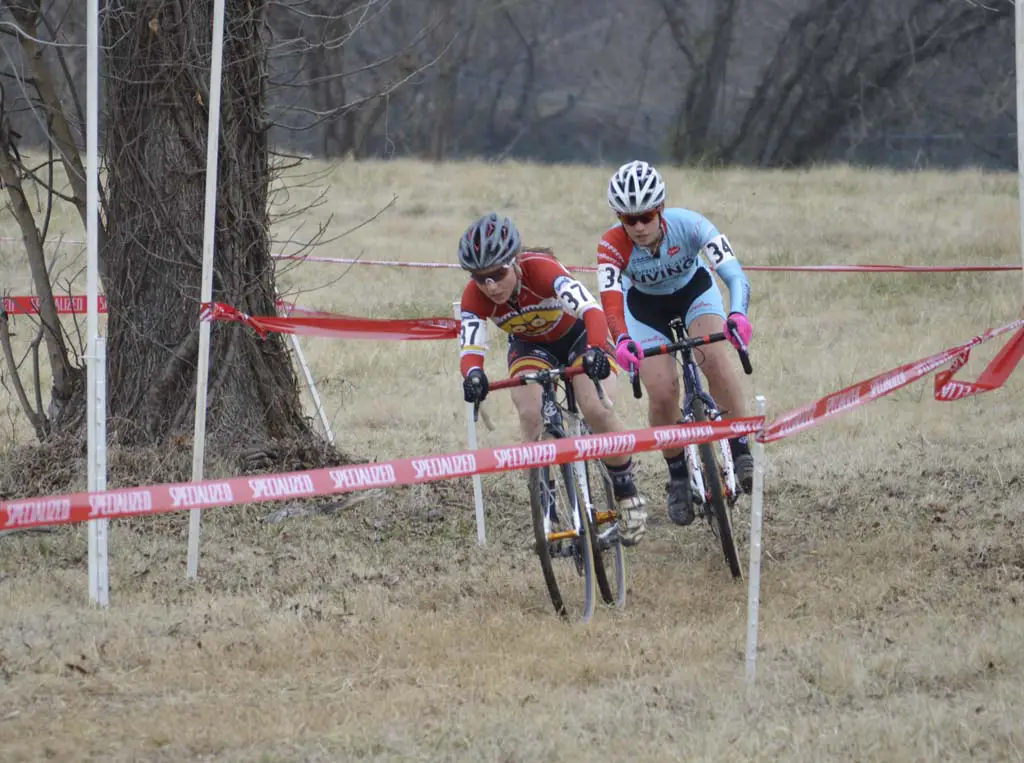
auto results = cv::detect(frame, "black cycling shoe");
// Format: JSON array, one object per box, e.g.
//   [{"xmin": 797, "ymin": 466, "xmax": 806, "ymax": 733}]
[
  {"xmin": 734, "ymin": 453, "xmax": 754, "ymax": 494},
  {"xmin": 667, "ymin": 478, "xmax": 695, "ymax": 526}
]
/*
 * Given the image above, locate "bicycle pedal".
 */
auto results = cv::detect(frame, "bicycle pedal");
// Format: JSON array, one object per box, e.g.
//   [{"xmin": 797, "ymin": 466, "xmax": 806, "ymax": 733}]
[
  {"xmin": 597, "ymin": 526, "xmax": 620, "ymax": 551},
  {"xmin": 550, "ymin": 542, "xmax": 573, "ymax": 558}
]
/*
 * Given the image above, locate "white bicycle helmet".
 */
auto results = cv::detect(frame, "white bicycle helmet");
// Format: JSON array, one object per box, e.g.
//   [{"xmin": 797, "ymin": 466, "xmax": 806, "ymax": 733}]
[
  {"xmin": 607, "ymin": 160, "xmax": 666, "ymax": 215},
  {"xmin": 457, "ymin": 212, "xmax": 522, "ymax": 271}
]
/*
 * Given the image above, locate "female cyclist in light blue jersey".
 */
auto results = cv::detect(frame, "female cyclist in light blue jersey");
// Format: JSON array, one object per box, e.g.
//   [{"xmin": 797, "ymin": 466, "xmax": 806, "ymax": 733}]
[{"xmin": 595, "ymin": 160, "xmax": 754, "ymax": 527}]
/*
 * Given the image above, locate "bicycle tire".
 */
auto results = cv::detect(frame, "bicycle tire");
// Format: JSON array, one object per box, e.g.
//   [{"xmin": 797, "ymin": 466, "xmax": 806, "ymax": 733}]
[
  {"xmin": 580, "ymin": 460, "xmax": 626, "ymax": 608},
  {"xmin": 693, "ymin": 398, "xmax": 743, "ymax": 580},
  {"xmin": 528, "ymin": 463, "xmax": 597, "ymax": 622}
]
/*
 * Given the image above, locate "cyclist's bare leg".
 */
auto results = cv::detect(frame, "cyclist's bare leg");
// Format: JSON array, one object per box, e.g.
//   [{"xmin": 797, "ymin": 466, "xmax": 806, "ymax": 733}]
[
  {"xmin": 686, "ymin": 313, "xmax": 748, "ymax": 419},
  {"xmin": 687, "ymin": 313, "xmax": 754, "ymax": 492},
  {"xmin": 639, "ymin": 348, "xmax": 697, "ymax": 524},
  {"xmin": 510, "ymin": 383, "xmax": 544, "ymax": 441},
  {"xmin": 572, "ymin": 371, "xmax": 647, "ymax": 545},
  {"xmin": 571, "ymin": 372, "xmax": 628, "ymax": 469},
  {"xmin": 638, "ymin": 354, "xmax": 683, "ymax": 459}
]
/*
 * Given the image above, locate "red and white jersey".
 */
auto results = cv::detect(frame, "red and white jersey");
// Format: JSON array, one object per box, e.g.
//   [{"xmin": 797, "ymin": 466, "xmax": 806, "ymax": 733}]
[{"xmin": 459, "ymin": 251, "xmax": 609, "ymax": 376}]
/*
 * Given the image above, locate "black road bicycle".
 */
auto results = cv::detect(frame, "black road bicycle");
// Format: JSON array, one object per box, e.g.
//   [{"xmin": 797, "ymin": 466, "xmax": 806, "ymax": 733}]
[
  {"xmin": 484, "ymin": 366, "xmax": 626, "ymax": 623},
  {"xmin": 629, "ymin": 318, "xmax": 753, "ymax": 579}
]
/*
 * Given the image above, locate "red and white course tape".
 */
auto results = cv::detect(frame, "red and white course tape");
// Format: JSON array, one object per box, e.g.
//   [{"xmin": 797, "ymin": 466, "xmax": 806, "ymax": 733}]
[
  {"xmin": 3, "ymin": 295, "xmax": 108, "ymax": 315},
  {"xmin": 1, "ymin": 316, "xmax": 1020, "ymax": 532},
  {"xmin": 204, "ymin": 302, "xmax": 459, "ymax": 340},
  {"xmin": 269, "ymin": 254, "xmax": 1021, "ymax": 274},
  {"xmin": 0, "ymin": 418, "xmax": 763, "ymax": 531},
  {"xmin": 759, "ymin": 319, "xmax": 1024, "ymax": 442}
]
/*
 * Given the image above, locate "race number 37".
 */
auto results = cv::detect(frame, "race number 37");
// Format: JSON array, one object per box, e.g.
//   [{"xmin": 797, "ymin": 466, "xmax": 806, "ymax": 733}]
[
  {"xmin": 554, "ymin": 276, "xmax": 598, "ymax": 313},
  {"xmin": 704, "ymin": 234, "xmax": 735, "ymax": 268},
  {"xmin": 460, "ymin": 316, "xmax": 485, "ymax": 348}
]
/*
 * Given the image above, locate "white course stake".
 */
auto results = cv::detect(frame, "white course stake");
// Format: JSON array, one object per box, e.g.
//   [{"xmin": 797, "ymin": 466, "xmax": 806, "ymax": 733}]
[
  {"xmin": 453, "ymin": 300, "xmax": 487, "ymax": 546},
  {"xmin": 745, "ymin": 394, "xmax": 767, "ymax": 696},
  {"xmin": 86, "ymin": 0, "xmax": 108, "ymax": 607},
  {"xmin": 87, "ymin": 339, "xmax": 109, "ymax": 607},
  {"xmin": 289, "ymin": 333, "xmax": 334, "ymax": 444},
  {"xmin": 278, "ymin": 301, "xmax": 334, "ymax": 444},
  {"xmin": 187, "ymin": 0, "xmax": 227, "ymax": 579}
]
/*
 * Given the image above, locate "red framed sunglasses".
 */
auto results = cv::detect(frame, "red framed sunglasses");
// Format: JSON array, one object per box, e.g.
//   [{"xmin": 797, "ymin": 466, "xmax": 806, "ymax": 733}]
[
  {"xmin": 470, "ymin": 263, "xmax": 513, "ymax": 284},
  {"xmin": 619, "ymin": 209, "xmax": 660, "ymax": 226}
]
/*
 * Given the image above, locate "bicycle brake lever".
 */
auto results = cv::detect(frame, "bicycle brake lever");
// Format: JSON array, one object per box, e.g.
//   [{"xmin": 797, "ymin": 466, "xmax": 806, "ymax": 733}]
[
  {"xmin": 726, "ymin": 320, "xmax": 754, "ymax": 376},
  {"xmin": 630, "ymin": 366, "xmax": 643, "ymax": 399},
  {"xmin": 594, "ymin": 379, "xmax": 614, "ymax": 410},
  {"xmin": 473, "ymin": 400, "xmax": 496, "ymax": 432}
]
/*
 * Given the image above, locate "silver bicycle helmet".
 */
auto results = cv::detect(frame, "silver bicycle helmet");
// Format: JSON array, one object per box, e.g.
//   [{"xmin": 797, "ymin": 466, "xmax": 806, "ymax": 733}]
[
  {"xmin": 607, "ymin": 160, "xmax": 666, "ymax": 215},
  {"xmin": 457, "ymin": 212, "xmax": 522, "ymax": 271}
]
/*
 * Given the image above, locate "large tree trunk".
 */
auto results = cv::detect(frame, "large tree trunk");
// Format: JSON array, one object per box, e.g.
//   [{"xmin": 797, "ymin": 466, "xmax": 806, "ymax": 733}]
[{"xmin": 102, "ymin": 0, "xmax": 314, "ymax": 448}]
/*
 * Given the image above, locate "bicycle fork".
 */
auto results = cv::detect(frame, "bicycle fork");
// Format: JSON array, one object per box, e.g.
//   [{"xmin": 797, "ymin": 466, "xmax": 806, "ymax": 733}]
[
  {"xmin": 539, "ymin": 388, "xmax": 588, "ymax": 565},
  {"xmin": 568, "ymin": 419, "xmax": 619, "ymax": 551},
  {"xmin": 681, "ymin": 365, "xmax": 739, "ymax": 507}
]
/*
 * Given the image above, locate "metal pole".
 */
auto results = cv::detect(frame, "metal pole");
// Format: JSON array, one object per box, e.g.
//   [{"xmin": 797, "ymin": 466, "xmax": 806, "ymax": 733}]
[
  {"xmin": 94, "ymin": 338, "xmax": 109, "ymax": 606},
  {"xmin": 86, "ymin": 0, "xmax": 108, "ymax": 607},
  {"xmin": 453, "ymin": 301, "xmax": 486, "ymax": 546},
  {"xmin": 745, "ymin": 394, "xmax": 767, "ymax": 696},
  {"xmin": 1018, "ymin": 0, "xmax": 1024, "ymax": 299},
  {"xmin": 187, "ymin": 0, "xmax": 227, "ymax": 579}
]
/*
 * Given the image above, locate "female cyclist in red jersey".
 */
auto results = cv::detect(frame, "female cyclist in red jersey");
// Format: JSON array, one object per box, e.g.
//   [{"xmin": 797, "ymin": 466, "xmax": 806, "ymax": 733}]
[{"xmin": 457, "ymin": 212, "xmax": 648, "ymax": 546}]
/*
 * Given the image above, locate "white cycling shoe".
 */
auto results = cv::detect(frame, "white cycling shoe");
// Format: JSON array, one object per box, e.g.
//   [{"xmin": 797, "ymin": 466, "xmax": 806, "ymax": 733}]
[{"xmin": 616, "ymin": 495, "xmax": 648, "ymax": 547}]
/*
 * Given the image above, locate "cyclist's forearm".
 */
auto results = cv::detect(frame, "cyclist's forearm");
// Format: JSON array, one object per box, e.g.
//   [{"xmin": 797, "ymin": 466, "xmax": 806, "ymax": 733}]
[
  {"xmin": 581, "ymin": 305, "xmax": 610, "ymax": 348},
  {"xmin": 460, "ymin": 353, "xmax": 484, "ymax": 378},
  {"xmin": 716, "ymin": 260, "xmax": 751, "ymax": 316},
  {"xmin": 600, "ymin": 293, "xmax": 628, "ymax": 339}
]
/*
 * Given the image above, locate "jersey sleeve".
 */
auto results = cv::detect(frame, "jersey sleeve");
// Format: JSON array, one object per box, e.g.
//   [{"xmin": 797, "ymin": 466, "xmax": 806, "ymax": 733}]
[
  {"xmin": 458, "ymin": 283, "xmax": 490, "ymax": 377},
  {"xmin": 596, "ymin": 230, "xmax": 630, "ymax": 340},
  {"xmin": 699, "ymin": 227, "xmax": 751, "ymax": 316}
]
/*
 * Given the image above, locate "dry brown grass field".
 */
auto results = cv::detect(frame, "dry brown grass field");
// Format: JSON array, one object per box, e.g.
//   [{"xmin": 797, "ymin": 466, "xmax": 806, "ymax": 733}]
[{"xmin": 1, "ymin": 159, "xmax": 1023, "ymax": 762}]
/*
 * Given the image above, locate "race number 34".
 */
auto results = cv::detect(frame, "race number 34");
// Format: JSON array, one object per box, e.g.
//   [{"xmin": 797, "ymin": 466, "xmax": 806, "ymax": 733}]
[{"xmin": 704, "ymin": 235, "xmax": 735, "ymax": 268}]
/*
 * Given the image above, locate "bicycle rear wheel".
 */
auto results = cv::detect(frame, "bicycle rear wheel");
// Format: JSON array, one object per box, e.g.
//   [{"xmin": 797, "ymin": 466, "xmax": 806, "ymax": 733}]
[
  {"xmin": 578, "ymin": 460, "xmax": 626, "ymax": 608},
  {"xmin": 529, "ymin": 463, "xmax": 597, "ymax": 622},
  {"xmin": 693, "ymin": 398, "xmax": 743, "ymax": 580}
]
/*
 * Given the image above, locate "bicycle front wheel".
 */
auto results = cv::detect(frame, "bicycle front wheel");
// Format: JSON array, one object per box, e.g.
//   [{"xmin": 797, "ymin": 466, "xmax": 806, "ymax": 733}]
[
  {"xmin": 529, "ymin": 463, "xmax": 597, "ymax": 623},
  {"xmin": 693, "ymin": 399, "xmax": 743, "ymax": 580}
]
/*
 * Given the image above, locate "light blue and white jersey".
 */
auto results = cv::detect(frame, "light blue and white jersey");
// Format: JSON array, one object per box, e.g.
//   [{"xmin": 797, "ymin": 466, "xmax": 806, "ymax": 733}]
[{"xmin": 597, "ymin": 207, "xmax": 750, "ymax": 319}]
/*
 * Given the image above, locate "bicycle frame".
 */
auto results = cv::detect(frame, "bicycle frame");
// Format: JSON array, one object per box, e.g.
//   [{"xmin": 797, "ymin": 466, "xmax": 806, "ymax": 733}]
[
  {"xmin": 624, "ymin": 317, "xmax": 752, "ymax": 579},
  {"xmin": 531, "ymin": 369, "xmax": 604, "ymax": 545},
  {"xmin": 666, "ymin": 319, "xmax": 739, "ymax": 504},
  {"xmin": 485, "ymin": 365, "xmax": 616, "ymax": 545}
]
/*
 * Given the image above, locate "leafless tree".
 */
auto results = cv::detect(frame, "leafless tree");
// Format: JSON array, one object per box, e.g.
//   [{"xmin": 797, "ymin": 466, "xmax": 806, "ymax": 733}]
[
  {"xmin": 0, "ymin": 0, "xmax": 430, "ymax": 466},
  {"xmin": 657, "ymin": 0, "xmax": 1013, "ymax": 166}
]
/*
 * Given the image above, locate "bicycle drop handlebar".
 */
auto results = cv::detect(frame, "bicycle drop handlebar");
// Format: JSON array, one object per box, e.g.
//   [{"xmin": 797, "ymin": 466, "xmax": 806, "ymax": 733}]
[
  {"xmin": 475, "ymin": 364, "xmax": 613, "ymax": 429},
  {"xmin": 627, "ymin": 319, "xmax": 753, "ymax": 399},
  {"xmin": 488, "ymin": 363, "xmax": 587, "ymax": 391},
  {"xmin": 491, "ymin": 365, "xmax": 612, "ymax": 410}
]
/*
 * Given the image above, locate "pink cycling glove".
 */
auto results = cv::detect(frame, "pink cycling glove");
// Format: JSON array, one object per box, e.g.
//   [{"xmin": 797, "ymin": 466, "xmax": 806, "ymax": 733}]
[
  {"xmin": 725, "ymin": 313, "xmax": 752, "ymax": 349},
  {"xmin": 614, "ymin": 335, "xmax": 643, "ymax": 370}
]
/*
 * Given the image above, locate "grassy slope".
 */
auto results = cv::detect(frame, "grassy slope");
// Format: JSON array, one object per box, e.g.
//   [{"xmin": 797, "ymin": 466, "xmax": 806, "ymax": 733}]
[{"xmin": 0, "ymin": 160, "xmax": 1022, "ymax": 762}]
